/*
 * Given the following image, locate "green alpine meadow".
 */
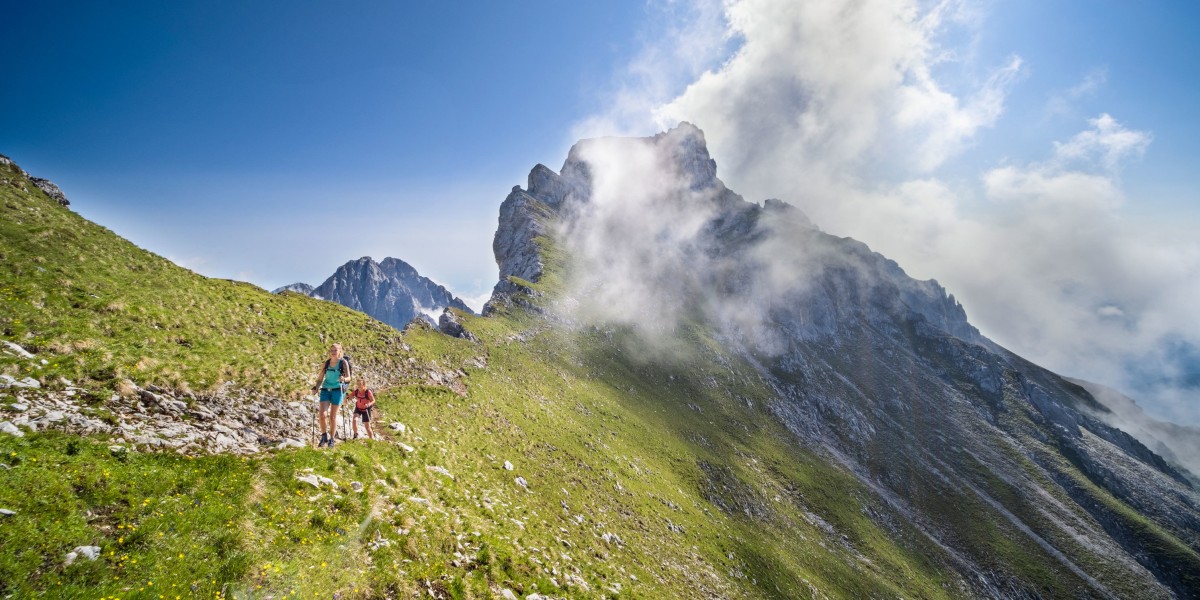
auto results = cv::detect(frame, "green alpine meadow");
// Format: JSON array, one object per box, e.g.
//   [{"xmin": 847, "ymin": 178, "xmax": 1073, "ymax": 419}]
[{"xmin": 1, "ymin": 120, "xmax": 1198, "ymax": 600}]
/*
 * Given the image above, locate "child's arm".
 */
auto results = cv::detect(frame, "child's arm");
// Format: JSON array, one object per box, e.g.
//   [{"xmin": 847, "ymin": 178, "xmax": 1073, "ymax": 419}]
[{"xmin": 366, "ymin": 390, "xmax": 376, "ymax": 408}]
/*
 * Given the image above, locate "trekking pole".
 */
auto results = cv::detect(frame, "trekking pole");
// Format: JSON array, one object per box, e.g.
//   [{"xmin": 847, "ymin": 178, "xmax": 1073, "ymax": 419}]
[
  {"xmin": 341, "ymin": 383, "xmax": 350, "ymax": 441},
  {"xmin": 342, "ymin": 402, "xmax": 350, "ymax": 441}
]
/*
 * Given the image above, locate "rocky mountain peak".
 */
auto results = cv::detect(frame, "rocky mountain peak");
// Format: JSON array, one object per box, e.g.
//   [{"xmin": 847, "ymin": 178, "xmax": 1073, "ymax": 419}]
[
  {"xmin": 487, "ymin": 123, "xmax": 977, "ymax": 348},
  {"xmin": 276, "ymin": 256, "xmax": 471, "ymax": 330},
  {"xmin": 560, "ymin": 121, "xmax": 722, "ymax": 195},
  {"xmin": 483, "ymin": 124, "xmax": 1200, "ymax": 597}
]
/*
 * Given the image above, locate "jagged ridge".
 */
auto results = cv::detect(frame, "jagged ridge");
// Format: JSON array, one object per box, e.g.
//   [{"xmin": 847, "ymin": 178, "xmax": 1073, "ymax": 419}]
[
  {"xmin": 485, "ymin": 122, "xmax": 1200, "ymax": 598},
  {"xmin": 277, "ymin": 256, "xmax": 471, "ymax": 330}
]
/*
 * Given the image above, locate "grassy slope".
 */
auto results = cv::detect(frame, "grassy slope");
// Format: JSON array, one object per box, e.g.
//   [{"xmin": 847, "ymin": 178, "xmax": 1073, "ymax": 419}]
[
  {"xmin": 1, "ymin": 160, "xmax": 1175, "ymax": 598},
  {"xmin": 2, "ymin": 320, "xmax": 966, "ymax": 599},
  {"xmin": 0, "ymin": 165, "xmax": 960, "ymax": 598},
  {"xmin": 0, "ymin": 158, "xmax": 408, "ymax": 397}
]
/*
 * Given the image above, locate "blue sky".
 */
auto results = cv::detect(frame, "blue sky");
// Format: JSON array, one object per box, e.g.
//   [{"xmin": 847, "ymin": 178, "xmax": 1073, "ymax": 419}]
[
  {"xmin": 3, "ymin": 1, "xmax": 1200, "ymax": 424},
  {"xmin": 1, "ymin": 1, "xmax": 650, "ymax": 304}
]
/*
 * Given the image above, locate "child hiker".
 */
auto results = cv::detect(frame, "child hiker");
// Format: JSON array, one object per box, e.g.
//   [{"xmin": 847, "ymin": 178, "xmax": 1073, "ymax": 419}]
[
  {"xmin": 311, "ymin": 343, "xmax": 351, "ymax": 447},
  {"xmin": 349, "ymin": 376, "xmax": 376, "ymax": 440}
]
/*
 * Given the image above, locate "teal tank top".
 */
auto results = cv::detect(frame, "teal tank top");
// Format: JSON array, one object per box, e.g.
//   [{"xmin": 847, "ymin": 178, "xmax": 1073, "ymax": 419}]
[{"xmin": 322, "ymin": 361, "xmax": 342, "ymax": 389}]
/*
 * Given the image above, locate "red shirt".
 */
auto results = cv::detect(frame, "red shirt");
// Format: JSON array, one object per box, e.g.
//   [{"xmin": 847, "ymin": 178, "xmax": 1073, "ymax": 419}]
[{"xmin": 351, "ymin": 389, "xmax": 375, "ymax": 411}]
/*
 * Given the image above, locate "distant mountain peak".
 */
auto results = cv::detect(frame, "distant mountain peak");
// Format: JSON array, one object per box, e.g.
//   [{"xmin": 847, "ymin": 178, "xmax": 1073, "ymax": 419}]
[
  {"xmin": 272, "ymin": 282, "xmax": 315, "ymax": 296},
  {"xmin": 278, "ymin": 256, "xmax": 470, "ymax": 329}
]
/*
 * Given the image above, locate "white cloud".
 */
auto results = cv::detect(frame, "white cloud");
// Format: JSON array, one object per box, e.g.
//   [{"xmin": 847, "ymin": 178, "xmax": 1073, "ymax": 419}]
[
  {"xmin": 1046, "ymin": 67, "xmax": 1108, "ymax": 119},
  {"xmin": 571, "ymin": 0, "xmax": 731, "ymax": 140},
  {"xmin": 651, "ymin": 0, "xmax": 1021, "ymax": 191},
  {"xmin": 555, "ymin": 132, "xmax": 725, "ymax": 348},
  {"xmin": 1052, "ymin": 113, "xmax": 1152, "ymax": 172},
  {"xmin": 459, "ymin": 288, "xmax": 496, "ymax": 314},
  {"xmin": 575, "ymin": 0, "xmax": 1200, "ymax": 426}
]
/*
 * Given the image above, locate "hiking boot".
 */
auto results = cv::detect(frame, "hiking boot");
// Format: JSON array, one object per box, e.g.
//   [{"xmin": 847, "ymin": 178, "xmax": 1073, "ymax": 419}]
[
  {"xmin": 328, "ymin": 437, "xmax": 336, "ymax": 448},
  {"xmin": 319, "ymin": 433, "xmax": 329, "ymax": 447}
]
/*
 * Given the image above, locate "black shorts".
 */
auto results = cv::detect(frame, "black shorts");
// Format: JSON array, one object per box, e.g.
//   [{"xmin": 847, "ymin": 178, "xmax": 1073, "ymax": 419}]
[{"xmin": 353, "ymin": 407, "xmax": 372, "ymax": 422}]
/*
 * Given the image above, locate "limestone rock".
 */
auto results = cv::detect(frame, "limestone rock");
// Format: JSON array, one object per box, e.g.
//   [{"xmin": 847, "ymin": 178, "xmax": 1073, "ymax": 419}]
[
  {"xmin": 0, "ymin": 376, "xmax": 40, "ymax": 389},
  {"xmin": 64, "ymin": 545, "xmax": 100, "ymax": 566},
  {"xmin": 295, "ymin": 473, "xmax": 321, "ymax": 488},
  {"xmin": 438, "ymin": 307, "xmax": 477, "ymax": 341},
  {"xmin": 1, "ymin": 341, "xmax": 34, "ymax": 359},
  {"xmin": 484, "ymin": 188, "xmax": 553, "ymax": 313},
  {"xmin": 426, "ymin": 465, "xmax": 454, "ymax": 480},
  {"xmin": 30, "ymin": 177, "xmax": 70, "ymax": 206}
]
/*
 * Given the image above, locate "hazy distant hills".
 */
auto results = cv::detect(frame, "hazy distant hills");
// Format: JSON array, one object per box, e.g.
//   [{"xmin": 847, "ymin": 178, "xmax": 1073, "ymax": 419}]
[{"xmin": 274, "ymin": 256, "xmax": 471, "ymax": 330}]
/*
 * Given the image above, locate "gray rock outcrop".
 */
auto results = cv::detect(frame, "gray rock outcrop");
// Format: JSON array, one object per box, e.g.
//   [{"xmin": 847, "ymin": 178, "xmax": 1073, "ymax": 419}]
[
  {"xmin": 1, "ymin": 153, "xmax": 71, "ymax": 207},
  {"xmin": 437, "ymin": 307, "xmax": 477, "ymax": 341},
  {"xmin": 30, "ymin": 177, "xmax": 69, "ymax": 206}
]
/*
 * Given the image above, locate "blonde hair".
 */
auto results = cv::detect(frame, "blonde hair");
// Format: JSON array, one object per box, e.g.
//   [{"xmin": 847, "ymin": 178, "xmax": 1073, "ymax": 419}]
[
  {"xmin": 328, "ymin": 343, "xmax": 344, "ymax": 361},
  {"xmin": 355, "ymin": 376, "xmax": 367, "ymax": 390}
]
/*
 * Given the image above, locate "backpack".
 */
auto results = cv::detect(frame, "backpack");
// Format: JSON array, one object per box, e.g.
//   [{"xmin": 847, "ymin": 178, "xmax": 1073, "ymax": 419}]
[{"xmin": 324, "ymin": 356, "xmax": 352, "ymax": 379}]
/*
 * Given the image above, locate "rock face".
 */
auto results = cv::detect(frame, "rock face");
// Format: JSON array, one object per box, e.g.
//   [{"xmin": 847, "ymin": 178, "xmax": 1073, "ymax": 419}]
[
  {"xmin": 1074, "ymin": 378, "xmax": 1200, "ymax": 482},
  {"xmin": 30, "ymin": 177, "xmax": 69, "ymax": 206},
  {"xmin": 275, "ymin": 256, "xmax": 471, "ymax": 330},
  {"xmin": 437, "ymin": 307, "xmax": 477, "ymax": 341},
  {"xmin": 491, "ymin": 122, "xmax": 1200, "ymax": 598},
  {"xmin": 1, "ymin": 153, "xmax": 71, "ymax": 207}
]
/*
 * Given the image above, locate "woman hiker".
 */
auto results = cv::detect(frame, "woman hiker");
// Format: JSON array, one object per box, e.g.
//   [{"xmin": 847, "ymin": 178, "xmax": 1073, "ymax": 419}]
[{"xmin": 311, "ymin": 343, "xmax": 351, "ymax": 447}]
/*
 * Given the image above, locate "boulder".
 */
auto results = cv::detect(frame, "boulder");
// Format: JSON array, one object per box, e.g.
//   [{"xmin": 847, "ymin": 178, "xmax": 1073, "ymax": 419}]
[
  {"xmin": 295, "ymin": 473, "xmax": 322, "ymax": 488},
  {"xmin": 1, "ymin": 341, "xmax": 34, "ymax": 359},
  {"xmin": 64, "ymin": 545, "xmax": 100, "ymax": 566},
  {"xmin": 30, "ymin": 177, "xmax": 70, "ymax": 206},
  {"xmin": 438, "ymin": 308, "xmax": 478, "ymax": 341},
  {"xmin": 276, "ymin": 439, "xmax": 306, "ymax": 450},
  {"xmin": 0, "ymin": 421, "xmax": 23, "ymax": 437}
]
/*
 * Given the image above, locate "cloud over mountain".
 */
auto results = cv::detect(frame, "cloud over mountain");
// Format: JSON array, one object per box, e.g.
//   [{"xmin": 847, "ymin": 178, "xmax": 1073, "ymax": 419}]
[{"xmin": 577, "ymin": 0, "xmax": 1200, "ymax": 425}]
